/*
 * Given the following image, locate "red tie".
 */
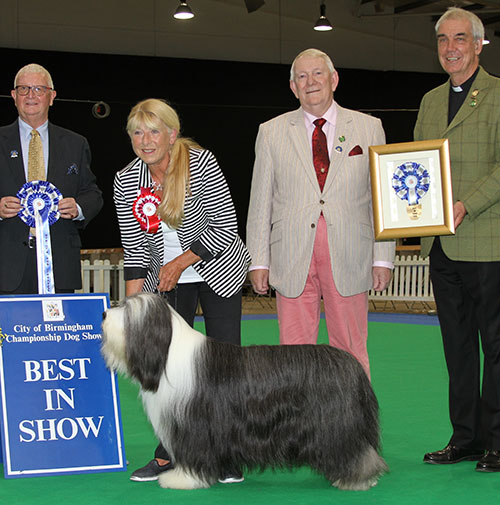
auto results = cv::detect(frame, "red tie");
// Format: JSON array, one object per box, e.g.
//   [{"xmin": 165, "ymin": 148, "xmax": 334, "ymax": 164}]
[{"xmin": 312, "ymin": 118, "xmax": 329, "ymax": 191}]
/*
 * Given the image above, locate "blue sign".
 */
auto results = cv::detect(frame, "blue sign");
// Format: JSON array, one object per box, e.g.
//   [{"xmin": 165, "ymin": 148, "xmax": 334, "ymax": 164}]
[{"xmin": 0, "ymin": 294, "xmax": 126, "ymax": 478}]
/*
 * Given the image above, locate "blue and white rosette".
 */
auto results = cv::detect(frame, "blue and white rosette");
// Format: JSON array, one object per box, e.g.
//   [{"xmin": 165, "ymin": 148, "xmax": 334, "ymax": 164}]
[
  {"xmin": 17, "ymin": 180, "xmax": 62, "ymax": 294},
  {"xmin": 392, "ymin": 162, "xmax": 430, "ymax": 220}
]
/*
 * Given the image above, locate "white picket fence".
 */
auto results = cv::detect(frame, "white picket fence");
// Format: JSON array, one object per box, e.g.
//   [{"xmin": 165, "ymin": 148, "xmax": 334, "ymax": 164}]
[
  {"xmin": 368, "ymin": 254, "xmax": 434, "ymax": 309},
  {"xmin": 79, "ymin": 255, "xmax": 434, "ymax": 307},
  {"xmin": 77, "ymin": 259, "xmax": 125, "ymax": 305}
]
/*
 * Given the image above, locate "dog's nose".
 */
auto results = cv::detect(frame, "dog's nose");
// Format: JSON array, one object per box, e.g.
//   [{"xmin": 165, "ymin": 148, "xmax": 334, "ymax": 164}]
[{"xmin": 102, "ymin": 311, "xmax": 107, "ymax": 321}]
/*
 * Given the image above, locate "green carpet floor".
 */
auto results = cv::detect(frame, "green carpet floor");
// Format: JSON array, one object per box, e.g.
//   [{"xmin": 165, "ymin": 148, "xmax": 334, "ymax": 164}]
[{"xmin": 1, "ymin": 316, "xmax": 499, "ymax": 504}]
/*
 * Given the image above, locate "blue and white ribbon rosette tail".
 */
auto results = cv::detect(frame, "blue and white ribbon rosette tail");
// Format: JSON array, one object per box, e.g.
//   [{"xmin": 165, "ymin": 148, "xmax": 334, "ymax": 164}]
[
  {"xmin": 17, "ymin": 180, "xmax": 62, "ymax": 294},
  {"xmin": 392, "ymin": 161, "xmax": 430, "ymax": 220}
]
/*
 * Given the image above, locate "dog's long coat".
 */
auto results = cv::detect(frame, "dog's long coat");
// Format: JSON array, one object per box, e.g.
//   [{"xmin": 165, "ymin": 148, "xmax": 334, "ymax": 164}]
[{"xmin": 101, "ymin": 293, "xmax": 387, "ymax": 490}]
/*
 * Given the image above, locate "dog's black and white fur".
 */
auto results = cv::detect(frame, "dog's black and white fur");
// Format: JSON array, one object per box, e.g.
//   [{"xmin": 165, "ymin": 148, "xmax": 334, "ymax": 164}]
[{"xmin": 101, "ymin": 293, "xmax": 387, "ymax": 490}]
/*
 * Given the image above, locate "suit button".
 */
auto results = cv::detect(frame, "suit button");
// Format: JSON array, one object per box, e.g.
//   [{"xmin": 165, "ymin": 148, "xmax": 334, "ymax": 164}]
[
  {"xmin": 311, "ymin": 223, "xmax": 316, "ymax": 228},
  {"xmin": 319, "ymin": 200, "xmax": 324, "ymax": 204}
]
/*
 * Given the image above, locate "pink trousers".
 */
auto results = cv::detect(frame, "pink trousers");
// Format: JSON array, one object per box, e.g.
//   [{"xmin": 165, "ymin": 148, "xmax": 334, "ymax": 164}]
[{"xmin": 276, "ymin": 215, "xmax": 370, "ymax": 377}]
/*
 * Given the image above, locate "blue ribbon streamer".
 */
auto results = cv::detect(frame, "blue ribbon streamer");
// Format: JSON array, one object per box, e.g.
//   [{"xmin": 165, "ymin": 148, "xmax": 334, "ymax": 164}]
[{"xmin": 17, "ymin": 181, "xmax": 61, "ymax": 294}]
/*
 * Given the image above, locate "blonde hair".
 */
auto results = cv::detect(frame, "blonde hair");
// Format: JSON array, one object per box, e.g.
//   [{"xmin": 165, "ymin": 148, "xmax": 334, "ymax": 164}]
[{"xmin": 127, "ymin": 99, "xmax": 201, "ymax": 228}]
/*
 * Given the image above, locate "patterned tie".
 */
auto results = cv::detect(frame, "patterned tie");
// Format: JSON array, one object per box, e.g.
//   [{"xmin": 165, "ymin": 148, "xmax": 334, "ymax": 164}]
[
  {"xmin": 27, "ymin": 129, "xmax": 46, "ymax": 236},
  {"xmin": 312, "ymin": 118, "xmax": 329, "ymax": 192},
  {"xmin": 28, "ymin": 129, "xmax": 45, "ymax": 182}
]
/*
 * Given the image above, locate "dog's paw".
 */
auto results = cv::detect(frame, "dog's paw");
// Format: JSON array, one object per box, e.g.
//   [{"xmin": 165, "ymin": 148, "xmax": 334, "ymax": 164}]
[
  {"xmin": 332, "ymin": 478, "xmax": 378, "ymax": 491},
  {"xmin": 158, "ymin": 467, "xmax": 211, "ymax": 490}
]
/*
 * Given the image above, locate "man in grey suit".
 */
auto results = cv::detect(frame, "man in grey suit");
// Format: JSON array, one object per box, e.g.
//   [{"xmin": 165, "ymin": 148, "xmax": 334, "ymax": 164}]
[
  {"xmin": 0, "ymin": 63, "xmax": 103, "ymax": 294},
  {"xmin": 246, "ymin": 48, "xmax": 394, "ymax": 376}
]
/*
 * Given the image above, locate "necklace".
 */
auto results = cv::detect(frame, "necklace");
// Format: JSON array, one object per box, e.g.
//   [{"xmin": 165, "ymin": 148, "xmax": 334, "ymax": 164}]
[{"xmin": 151, "ymin": 180, "xmax": 163, "ymax": 193}]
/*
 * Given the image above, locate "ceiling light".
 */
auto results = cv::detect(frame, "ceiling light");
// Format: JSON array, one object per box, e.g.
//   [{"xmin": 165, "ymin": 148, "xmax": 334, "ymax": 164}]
[
  {"xmin": 314, "ymin": 2, "xmax": 332, "ymax": 32},
  {"xmin": 174, "ymin": 1, "xmax": 194, "ymax": 20}
]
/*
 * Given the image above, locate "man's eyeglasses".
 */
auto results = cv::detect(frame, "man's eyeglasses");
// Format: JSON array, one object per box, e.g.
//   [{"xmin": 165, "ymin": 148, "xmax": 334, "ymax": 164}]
[{"xmin": 15, "ymin": 85, "xmax": 53, "ymax": 96}]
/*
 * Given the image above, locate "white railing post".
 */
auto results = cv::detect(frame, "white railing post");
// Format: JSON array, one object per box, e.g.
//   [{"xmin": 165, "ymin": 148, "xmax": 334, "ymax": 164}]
[
  {"xmin": 81, "ymin": 254, "xmax": 435, "ymax": 307},
  {"xmin": 368, "ymin": 254, "xmax": 434, "ymax": 305}
]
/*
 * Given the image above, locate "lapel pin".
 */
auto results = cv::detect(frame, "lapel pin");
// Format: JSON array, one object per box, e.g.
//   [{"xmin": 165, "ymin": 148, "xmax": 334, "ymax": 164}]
[
  {"xmin": 470, "ymin": 89, "xmax": 479, "ymax": 107},
  {"xmin": 10, "ymin": 150, "xmax": 18, "ymax": 158},
  {"xmin": 335, "ymin": 146, "xmax": 343, "ymax": 153},
  {"xmin": 338, "ymin": 135, "xmax": 345, "ymax": 142},
  {"xmin": 67, "ymin": 163, "xmax": 79, "ymax": 175}
]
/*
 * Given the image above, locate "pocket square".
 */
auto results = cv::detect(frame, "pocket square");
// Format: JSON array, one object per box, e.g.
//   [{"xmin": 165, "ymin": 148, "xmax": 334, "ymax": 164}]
[
  {"xmin": 348, "ymin": 145, "xmax": 363, "ymax": 156},
  {"xmin": 67, "ymin": 163, "xmax": 79, "ymax": 175}
]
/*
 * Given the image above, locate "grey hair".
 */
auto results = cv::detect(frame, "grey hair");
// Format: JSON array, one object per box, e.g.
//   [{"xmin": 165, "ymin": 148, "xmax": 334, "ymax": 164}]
[
  {"xmin": 14, "ymin": 64, "xmax": 54, "ymax": 89},
  {"xmin": 290, "ymin": 48, "xmax": 335, "ymax": 81},
  {"xmin": 435, "ymin": 7, "xmax": 484, "ymax": 41}
]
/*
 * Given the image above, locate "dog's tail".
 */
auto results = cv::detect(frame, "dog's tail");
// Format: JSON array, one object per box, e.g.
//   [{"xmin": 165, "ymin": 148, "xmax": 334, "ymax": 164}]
[{"xmin": 332, "ymin": 446, "xmax": 388, "ymax": 491}]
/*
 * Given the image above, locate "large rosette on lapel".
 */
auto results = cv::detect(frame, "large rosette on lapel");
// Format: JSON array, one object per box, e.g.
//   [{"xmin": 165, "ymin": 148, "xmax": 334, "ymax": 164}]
[{"xmin": 132, "ymin": 187, "xmax": 161, "ymax": 233}]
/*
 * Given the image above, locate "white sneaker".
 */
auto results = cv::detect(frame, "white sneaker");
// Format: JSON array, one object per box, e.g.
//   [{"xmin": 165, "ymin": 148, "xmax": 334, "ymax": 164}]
[{"xmin": 218, "ymin": 472, "xmax": 244, "ymax": 483}]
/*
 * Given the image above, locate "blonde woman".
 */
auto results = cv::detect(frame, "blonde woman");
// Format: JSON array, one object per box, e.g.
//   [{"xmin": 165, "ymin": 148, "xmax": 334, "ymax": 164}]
[{"xmin": 113, "ymin": 98, "xmax": 250, "ymax": 483}]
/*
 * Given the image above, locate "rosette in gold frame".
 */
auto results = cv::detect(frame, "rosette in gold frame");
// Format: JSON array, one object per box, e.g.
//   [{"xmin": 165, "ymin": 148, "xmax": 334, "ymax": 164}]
[{"xmin": 369, "ymin": 139, "xmax": 454, "ymax": 240}]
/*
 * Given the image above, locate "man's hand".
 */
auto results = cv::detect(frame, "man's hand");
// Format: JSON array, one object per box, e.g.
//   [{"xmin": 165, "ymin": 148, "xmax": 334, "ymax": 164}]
[
  {"xmin": 454, "ymin": 201, "xmax": 467, "ymax": 229},
  {"xmin": 250, "ymin": 269, "xmax": 269, "ymax": 295},
  {"xmin": 372, "ymin": 266, "xmax": 392, "ymax": 292},
  {"xmin": 0, "ymin": 196, "xmax": 21, "ymax": 219},
  {"xmin": 58, "ymin": 197, "xmax": 79, "ymax": 220}
]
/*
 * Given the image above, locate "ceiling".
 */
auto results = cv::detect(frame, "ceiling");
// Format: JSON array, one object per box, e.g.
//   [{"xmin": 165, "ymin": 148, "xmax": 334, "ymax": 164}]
[
  {"xmin": 1, "ymin": 0, "xmax": 500, "ymax": 75},
  {"xmin": 357, "ymin": 0, "xmax": 500, "ymax": 36}
]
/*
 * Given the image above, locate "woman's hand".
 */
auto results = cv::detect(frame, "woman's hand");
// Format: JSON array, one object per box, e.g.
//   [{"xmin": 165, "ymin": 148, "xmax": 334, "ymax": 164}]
[{"xmin": 158, "ymin": 250, "xmax": 201, "ymax": 292}]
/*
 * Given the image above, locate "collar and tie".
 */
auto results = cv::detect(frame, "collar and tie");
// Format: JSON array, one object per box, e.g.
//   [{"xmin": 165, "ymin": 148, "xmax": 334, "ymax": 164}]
[{"xmin": 312, "ymin": 118, "xmax": 329, "ymax": 192}]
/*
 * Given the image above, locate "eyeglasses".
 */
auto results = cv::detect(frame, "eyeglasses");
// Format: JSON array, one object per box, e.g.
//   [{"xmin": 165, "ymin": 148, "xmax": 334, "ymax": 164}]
[{"xmin": 15, "ymin": 85, "xmax": 53, "ymax": 96}]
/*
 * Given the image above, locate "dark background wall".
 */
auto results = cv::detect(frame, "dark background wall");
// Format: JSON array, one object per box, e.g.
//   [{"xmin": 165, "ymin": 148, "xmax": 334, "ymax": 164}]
[{"xmin": 0, "ymin": 47, "xmax": 447, "ymax": 248}]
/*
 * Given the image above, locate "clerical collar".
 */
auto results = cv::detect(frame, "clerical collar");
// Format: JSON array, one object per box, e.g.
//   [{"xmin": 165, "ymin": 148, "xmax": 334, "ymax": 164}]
[{"xmin": 450, "ymin": 67, "xmax": 480, "ymax": 94}]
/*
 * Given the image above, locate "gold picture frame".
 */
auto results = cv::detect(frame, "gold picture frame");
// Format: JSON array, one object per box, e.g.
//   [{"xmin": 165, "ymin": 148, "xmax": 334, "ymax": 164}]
[{"xmin": 369, "ymin": 139, "xmax": 455, "ymax": 240}]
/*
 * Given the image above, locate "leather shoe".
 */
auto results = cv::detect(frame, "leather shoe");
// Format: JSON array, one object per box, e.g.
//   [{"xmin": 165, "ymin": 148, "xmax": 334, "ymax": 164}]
[
  {"xmin": 476, "ymin": 450, "xmax": 500, "ymax": 472},
  {"xmin": 423, "ymin": 444, "xmax": 484, "ymax": 464}
]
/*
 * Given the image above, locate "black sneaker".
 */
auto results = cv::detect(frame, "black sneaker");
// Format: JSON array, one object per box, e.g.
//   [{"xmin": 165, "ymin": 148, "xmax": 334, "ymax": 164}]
[
  {"xmin": 218, "ymin": 471, "xmax": 244, "ymax": 483},
  {"xmin": 130, "ymin": 459, "xmax": 173, "ymax": 482}
]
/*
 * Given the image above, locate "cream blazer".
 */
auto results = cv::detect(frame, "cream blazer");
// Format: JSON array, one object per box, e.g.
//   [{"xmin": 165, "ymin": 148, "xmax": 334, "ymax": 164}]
[{"xmin": 246, "ymin": 105, "xmax": 395, "ymax": 298}]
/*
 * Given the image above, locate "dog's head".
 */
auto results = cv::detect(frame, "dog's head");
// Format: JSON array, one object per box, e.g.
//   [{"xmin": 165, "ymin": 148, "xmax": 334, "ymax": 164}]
[{"xmin": 101, "ymin": 293, "xmax": 173, "ymax": 392}]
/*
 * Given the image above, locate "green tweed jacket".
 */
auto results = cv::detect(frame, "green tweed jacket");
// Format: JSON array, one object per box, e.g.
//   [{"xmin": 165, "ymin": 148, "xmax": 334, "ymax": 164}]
[{"xmin": 414, "ymin": 66, "xmax": 500, "ymax": 261}]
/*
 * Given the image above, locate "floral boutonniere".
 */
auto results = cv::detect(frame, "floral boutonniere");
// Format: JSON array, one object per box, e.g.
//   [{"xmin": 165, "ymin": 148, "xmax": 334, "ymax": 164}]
[{"xmin": 470, "ymin": 89, "xmax": 479, "ymax": 107}]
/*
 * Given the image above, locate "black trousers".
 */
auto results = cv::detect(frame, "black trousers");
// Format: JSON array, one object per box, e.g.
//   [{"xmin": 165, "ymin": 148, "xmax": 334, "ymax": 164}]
[
  {"xmin": 154, "ymin": 282, "xmax": 242, "ymax": 460},
  {"xmin": 430, "ymin": 239, "xmax": 500, "ymax": 451}
]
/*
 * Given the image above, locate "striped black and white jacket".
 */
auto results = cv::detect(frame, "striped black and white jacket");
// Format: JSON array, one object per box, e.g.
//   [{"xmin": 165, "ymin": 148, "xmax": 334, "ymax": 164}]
[{"xmin": 113, "ymin": 148, "xmax": 250, "ymax": 297}]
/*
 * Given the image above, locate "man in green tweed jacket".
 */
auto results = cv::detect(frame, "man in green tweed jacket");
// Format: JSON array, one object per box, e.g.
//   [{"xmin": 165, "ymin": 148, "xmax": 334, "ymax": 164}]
[{"xmin": 414, "ymin": 7, "xmax": 500, "ymax": 472}]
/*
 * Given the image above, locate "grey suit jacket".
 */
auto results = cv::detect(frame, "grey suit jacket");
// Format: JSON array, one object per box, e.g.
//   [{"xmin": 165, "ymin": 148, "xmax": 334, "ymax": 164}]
[
  {"xmin": 246, "ymin": 105, "xmax": 395, "ymax": 298},
  {"xmin": 0, "ymin": 120, "xmax": 103, "ymax": 291}
]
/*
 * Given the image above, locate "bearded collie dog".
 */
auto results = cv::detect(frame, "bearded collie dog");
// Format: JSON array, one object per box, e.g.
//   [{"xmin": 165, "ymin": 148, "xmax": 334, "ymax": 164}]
[{"xmin": 101, "ymin": 293, "xmax": 387, "ymax": 490}]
